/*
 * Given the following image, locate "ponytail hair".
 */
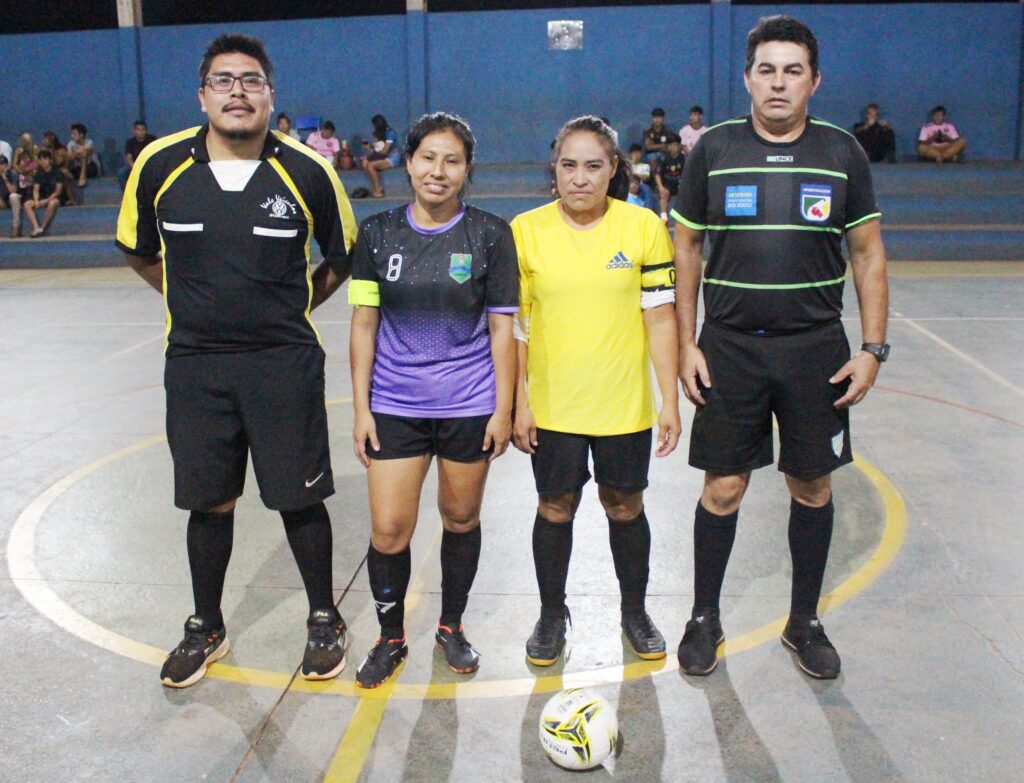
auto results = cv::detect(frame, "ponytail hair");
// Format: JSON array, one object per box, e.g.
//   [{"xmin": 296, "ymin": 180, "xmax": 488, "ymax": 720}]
[{"xmin": 552, "ymin": 115, "xmax": 632, "ymax": 201}]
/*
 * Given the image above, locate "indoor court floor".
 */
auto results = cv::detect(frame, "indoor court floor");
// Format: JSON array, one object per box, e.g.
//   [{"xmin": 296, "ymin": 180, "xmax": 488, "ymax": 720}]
[{"xmin": 2, "ymin": 261, "xmax": 1022, "ymax": 782}]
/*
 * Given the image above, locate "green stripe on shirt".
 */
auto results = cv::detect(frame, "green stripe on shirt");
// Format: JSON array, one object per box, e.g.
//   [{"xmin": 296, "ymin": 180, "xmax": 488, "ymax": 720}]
[
  {"xmin": 708, "ymin": 167, "xmax": 847, "ymax": 180},
  {"xmin": 845, "ymin": 212, "xmax": 882, "ymax": 230},
  {"xmin": 706, "ymin": 224, "xmax": 843, "ymax": 235},
  {"xmin": 670, "ymin": 209, "xmax": 706, "ymax": 230},
  {"xmin": 703, "ymin": 275, "xmax": 846, "ymax": 290}
]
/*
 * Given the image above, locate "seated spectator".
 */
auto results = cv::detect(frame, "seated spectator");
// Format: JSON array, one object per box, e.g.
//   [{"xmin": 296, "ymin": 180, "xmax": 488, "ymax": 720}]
[
  {"xmin": 627, "ymin": 143, "xmax": 652, "ymax": 185},
  {"xmin": 853, "ymin": 104, "xmax": 896, "ymax": 163},
  {"xmin": 13, "ymin": 135, "xmax": 38, "ymax": 200},
  {"xmin": 654, "ymin": 133, "xmax": 685, "ymax": 221},
  {"xmin": 0, "ymin": 155, "xmax": 23, "ymax": 237},
  {"xmin": 625, "ymin": 172, "xmax": 657, "ymax": 213},
  {"xmin": 118, "ymin": 120, "xmax": 157, "ymax": 190},
  {"xmin": 41, "ymin": 132, "xmax": 73, "ymax": 205},
  {"xmin": 643, "ymin": 107, "xmax": 670, "ymax": 164},
  {"xmin": 917, "ymin": 106, "xmax": 966, "ymax": 163},
  {"xmin": 359, "ymin": 113, "xmax": 401, "ymax": 198},
  {"xmin": 276, "ymin": 113, "xmax": 301, "ymax": 140},
  {"xmin": 678, "ymin": 105, "xmax": 708, "ymax": 155},
  {"xmin": 66, "ymin": 123, "xmax": 99, "ymax": 202},
  {"xmin": 23, "ymin": 149, "xmax": 62, "ymax": 237},
  {"xmin": 305, "ymin": 120, "xmax": 341, "ymax": 167}
]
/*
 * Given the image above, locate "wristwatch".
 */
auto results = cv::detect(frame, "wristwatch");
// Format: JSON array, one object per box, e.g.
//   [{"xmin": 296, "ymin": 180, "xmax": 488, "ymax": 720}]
[{"xmin": 860, "ymin": 342, "xmax": 891, "ymax": 362}]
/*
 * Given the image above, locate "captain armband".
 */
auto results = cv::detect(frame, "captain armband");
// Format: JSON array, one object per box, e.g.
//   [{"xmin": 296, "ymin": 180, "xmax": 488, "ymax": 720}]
[
  {"xmin": 347, "ymin": 279, "xmax": 380, "ymax": 307},
  {"xmin": 640, "ymin": 261, "xmax": 676, "ymax": 310}
]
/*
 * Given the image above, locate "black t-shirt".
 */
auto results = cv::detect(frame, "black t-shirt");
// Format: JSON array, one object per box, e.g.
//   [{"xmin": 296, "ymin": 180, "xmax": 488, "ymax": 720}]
[
  {"xmin": 644, "ymin": 124, "xmax": 669, "ymax": 150},
  {"xmin": 116, "ymin": 126, "xmax": 357, "ymax": 357},
  {"xmin": 673, "ymin": 116, "xmax": 880, "ymax": 334},
  {"xmin": 657, "ymin": 153, "xmax": 685, "ymax": 185},
  {"xmin": 33, "ymin": 167, "xmax": 62, "ymax": 199},
  {"xmin": 125, "ymin": 134, "xmax": 157, "ymax": 161}
]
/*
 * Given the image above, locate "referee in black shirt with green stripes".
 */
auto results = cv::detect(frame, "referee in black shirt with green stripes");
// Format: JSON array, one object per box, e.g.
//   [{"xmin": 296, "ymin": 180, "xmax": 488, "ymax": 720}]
[
  {"xmin": 672, "ymin": 16, "xmax": 890, "ymax": 680},
  {"xmin": 117, "ymin": 34, "xmax": 357, "ymax": 688}
]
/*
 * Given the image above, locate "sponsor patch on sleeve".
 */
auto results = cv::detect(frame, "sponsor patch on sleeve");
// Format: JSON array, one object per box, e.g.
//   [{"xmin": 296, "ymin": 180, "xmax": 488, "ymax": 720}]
[{"xmin": 724, "ymin": 185, "xmax": 758, "ymax": 217}]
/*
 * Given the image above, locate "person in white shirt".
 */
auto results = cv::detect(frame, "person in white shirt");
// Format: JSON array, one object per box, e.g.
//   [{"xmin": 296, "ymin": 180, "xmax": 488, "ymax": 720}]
[{"xmin": 678, "ymin": 105, "xmax": 708, "ymax": 155}]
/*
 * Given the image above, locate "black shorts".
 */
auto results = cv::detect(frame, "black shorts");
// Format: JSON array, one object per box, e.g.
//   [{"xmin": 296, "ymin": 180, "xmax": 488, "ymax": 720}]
[
  {"xmin": 165, "ymin": 345, "xmax": 333, "ymax": 511},
  {"xmin": 663, "ymin": 179, "xmax": 680, "ymax": 197},
  {"xmin": 689, "ymin": 320, "xmax": 852, "ymax": 481},
  {"xmin": 531, "ymin": 428, "xmax": 652, "ymax": 495},
  {"xmin": 367, "ymin": 412, "xmax": 492, "ymax": 462}
]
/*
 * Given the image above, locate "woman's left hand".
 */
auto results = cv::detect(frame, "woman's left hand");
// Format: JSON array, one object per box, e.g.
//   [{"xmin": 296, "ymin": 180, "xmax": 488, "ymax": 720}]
[{"xmin": 483, "ymin": 412, "xmax": 512, "ymax": 462}]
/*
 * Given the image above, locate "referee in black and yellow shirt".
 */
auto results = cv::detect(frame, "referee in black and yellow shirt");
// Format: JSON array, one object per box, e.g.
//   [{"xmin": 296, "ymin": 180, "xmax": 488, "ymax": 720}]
[{"xmin": 117, "ymin": 34, "xmax": 357, "ymax": 688}]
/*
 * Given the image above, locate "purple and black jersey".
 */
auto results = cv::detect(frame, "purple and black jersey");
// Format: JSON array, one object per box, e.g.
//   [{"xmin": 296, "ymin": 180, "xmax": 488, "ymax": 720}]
[{"xmin": 349, "ymin": 204, "xmax": 519, "ymax": 418}]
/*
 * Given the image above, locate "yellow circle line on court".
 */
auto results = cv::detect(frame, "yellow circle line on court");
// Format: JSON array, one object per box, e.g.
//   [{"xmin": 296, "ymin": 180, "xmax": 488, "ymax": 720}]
[{"xmin": 7, "ymin": 427, "xmax": 905, "ymax": 701}]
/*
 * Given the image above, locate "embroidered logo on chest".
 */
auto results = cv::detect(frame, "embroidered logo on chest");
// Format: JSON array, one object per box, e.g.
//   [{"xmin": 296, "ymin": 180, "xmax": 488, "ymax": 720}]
[
  {"xmin": 449, "ymin": 253, "xmax": 472, "ymax": 284},
  {"xmin": 800, "ymin": 184, "xmax": 832, "ymax": 222},
  {"xmin": 260, "ymin": 194, "xmax": 298, "ymax": 219}
]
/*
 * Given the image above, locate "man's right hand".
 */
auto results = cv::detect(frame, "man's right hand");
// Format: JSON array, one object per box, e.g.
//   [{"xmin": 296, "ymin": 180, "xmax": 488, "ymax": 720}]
[{"xmin": 680, "ymin": 342, "xmax": 711, "ymax": 406}]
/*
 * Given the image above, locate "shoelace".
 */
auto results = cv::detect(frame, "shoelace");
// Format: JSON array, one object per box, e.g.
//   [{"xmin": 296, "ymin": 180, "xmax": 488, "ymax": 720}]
[
  {"xmin": 628, "ymin": 614, "xmax": 658, "ymax": 640},
  {"xmin": 176, "ymin": 628, "xmax": 215, "ymax": 655},
  {"xmin": 308, "ymin": 624, "xmax": 339, "ymax": 648}
]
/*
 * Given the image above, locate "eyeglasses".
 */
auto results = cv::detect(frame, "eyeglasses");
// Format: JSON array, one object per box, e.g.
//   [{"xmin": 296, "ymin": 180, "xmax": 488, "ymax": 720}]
[{"xmin": 204, "ymin": 74, "xmax": 269, "ymax": 93}]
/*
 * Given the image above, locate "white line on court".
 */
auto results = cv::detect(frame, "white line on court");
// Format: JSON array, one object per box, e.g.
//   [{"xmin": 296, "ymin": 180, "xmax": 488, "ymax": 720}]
[
  {"xmin": 99, "ymin": 333, "xmax": 165, "ymax": 363},
  {"xmin": 901, "ymin": 317, "xmax": 1024, "ymax": 398}
]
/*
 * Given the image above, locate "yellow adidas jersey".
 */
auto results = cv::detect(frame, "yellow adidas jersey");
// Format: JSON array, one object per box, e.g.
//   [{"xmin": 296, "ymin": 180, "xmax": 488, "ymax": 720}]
[{"xmin": 512, "ymin": 198, "xmax": 674, "ymax": 435}]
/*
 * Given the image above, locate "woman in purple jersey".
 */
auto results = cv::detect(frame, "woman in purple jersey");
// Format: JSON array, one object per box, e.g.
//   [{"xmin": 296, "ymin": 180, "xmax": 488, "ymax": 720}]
[{"xmin": 348, "ymin": 113, "xmax": 519, "ymax": 688}]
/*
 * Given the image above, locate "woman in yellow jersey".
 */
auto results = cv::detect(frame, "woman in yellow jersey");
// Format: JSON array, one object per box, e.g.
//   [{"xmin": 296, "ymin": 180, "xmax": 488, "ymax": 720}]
[{"xmin": 511, "ymin": 116, "xmax": 680, "ymax": 666}]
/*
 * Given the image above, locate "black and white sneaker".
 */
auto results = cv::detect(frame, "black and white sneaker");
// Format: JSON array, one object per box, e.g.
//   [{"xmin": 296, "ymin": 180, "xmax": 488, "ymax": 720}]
[
  {"xmin": 782, "ymin": 615, "xmax": 841, "ymax": 679},
  {"xmin": 677, "ymin": 608, "xmax": 724, "ymax": 676},
  {"xmin": 436, "ymin": 624, "xmax": 480, "ymax": 674},
  {"xmin": 525, "ymin": 607, "xmax": 570, "ymax": 666},
  {"xmin": 160, "ymin": 615, "xmax": 229, "ymax": 689},
  {"xmin": 300, "ymin": 609, "xmax": 348, "ymax": 681},
  {"xmin": 621, "ymin": 610, "xmax": 667, "ymax": 660},
  {"xmin": 355, "ymin": 636, "xmax": 408, "ymax": 689}
]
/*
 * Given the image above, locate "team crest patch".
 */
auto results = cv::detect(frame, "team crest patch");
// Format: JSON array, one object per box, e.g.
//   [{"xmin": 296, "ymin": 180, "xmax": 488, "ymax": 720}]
[
  {"xmin": 449, "ymin": 253, "xmax": 472, "ymax": 284},
  {"xmin": 800, "ymin": 184, "xmax": 832, "ymax": 222},
  {"xmin": 260, "ymin": 194, "xmax": 298, "ymax": 219}
]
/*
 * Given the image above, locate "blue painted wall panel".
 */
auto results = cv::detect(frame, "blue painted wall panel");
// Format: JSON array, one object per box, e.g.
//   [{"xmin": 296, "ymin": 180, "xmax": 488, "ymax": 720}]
[
  {"xmin": 427, "ymin": 7, "xmax": 712, "ymax": 162},
  {"xmin": 1, "ymin": 4, "xmax": 1021, "ymax": 164}
]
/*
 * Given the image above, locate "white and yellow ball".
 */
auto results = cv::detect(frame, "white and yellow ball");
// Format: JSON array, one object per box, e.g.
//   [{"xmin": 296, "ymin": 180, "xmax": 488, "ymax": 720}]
[{"xmin": 538, "ymin": 688, "xmax": 619, "ymax": 770}]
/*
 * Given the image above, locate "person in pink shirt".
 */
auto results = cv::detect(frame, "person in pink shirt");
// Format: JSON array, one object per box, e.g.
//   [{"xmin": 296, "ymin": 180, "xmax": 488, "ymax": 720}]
[
  {"xmin": 917, "ymin": 106, "xmax": 966, "ymax": 163},
  {"xmin": 304, "ymin": 121, "xmax": 341, "ymax": 167},
  {"xmin": 678, "ymin": 105, "xmax": 708, "ymax": 155}
]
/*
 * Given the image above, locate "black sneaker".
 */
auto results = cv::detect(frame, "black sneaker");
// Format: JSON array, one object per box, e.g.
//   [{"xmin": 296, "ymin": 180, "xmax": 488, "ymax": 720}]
[
  {"xmin": 435, "ymin": 624, "xmax": 480, "ymax": 674},
  {"xmin": 525, "ymin": 607, "xmax": 570, "ymax": 666},
  {"xmin": 782, "ymin": 615, "xmax": 841, "ymax": 679},
  {"xmin": 677, "ymin": 608, "xmax": 724, "ymax": 676},
  {"xmin": 160, "ymin": 615, "xmax": 229, "ymax": 689},
  {"xmin": 300, "ymin": 609, "xmax": 348, "ymax": 681},
  {"xmin": 355, "ymin": 636, "xmax": 408, "ymax": 689},
  {"xmin": 621, "ymin": 610, "xmax": 667, "ymax": 660}
]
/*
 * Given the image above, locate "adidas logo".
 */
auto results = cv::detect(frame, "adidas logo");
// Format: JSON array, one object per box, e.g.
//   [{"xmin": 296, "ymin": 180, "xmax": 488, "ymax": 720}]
[{"xmin": 605, "ymin": 251, "xmax": 633, "ymax": 269}]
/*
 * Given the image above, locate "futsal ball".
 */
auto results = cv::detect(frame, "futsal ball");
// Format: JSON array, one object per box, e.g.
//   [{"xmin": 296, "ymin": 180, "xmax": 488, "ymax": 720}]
[{"xmin": 538, "ymin": 688, "xmax": 619, "ymax": 770}]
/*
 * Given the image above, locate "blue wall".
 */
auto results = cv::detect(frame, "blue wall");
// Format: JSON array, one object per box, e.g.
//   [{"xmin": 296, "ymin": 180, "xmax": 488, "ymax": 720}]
[{"xmin": 1, "ymin": 3, "xmax": 1021, "ymax": 165}]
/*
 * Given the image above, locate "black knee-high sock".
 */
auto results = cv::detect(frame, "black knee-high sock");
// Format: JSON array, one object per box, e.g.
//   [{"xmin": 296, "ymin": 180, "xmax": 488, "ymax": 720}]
[
  {"xmin": 439, "ymin": 526, "xmax": 481, "ymax": 628},
  {"xmin": 608, "ymin": 511, "xmax": 651, "ymax": 615},
  {"xmin": 789, "ymin": 496, "xmax": 835, "ymax": 617},
  {"xmin": 187, "ymin": 509, "xmax": 234, "ymax": 629},
  {"xmin": 532, "ymin": 513, "xmax": 573, "ymax": 617},
  {"xmin": 693, "ymin": 502, "xmax": 738, "ymax": 611},
  {"xmin": 281, "ymin": 502, "xmax": 338, "ymax": 620},
  {"xmin": 367, "ymin": 544, "xmax": 411, "ymax": 638}
]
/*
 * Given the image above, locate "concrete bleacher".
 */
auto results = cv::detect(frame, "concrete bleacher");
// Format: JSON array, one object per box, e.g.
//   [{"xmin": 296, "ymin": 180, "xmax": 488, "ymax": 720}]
[{"xmin": 1, "ymin": 162, "xmax": 1021, "ymax": 268}]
